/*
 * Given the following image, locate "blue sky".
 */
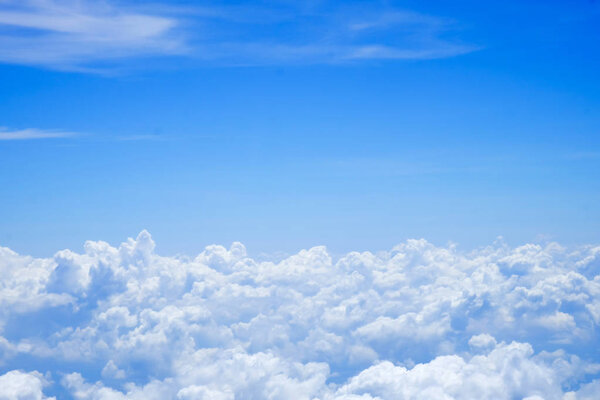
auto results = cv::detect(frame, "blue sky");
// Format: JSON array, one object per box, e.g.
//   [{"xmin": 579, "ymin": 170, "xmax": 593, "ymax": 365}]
[
  {"xmin": 0, "ymin": 0, "xmax": 599, "ymax": 257},
  {"xmin": 2, "ymin": 2, "xmax": 600, "ymax": 399}
]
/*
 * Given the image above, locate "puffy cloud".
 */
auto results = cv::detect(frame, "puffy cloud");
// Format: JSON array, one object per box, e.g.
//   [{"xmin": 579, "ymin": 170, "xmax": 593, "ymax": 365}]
[
  {"xmin": 468, "ymin": 333, "xmax": 497, "ymax": 352},
  {"xmin": 0, "ymin": 370, "xmax": 54, "ymax": 400},
  {"xmin": 330, "ymin": 341, "xmax": 563, "ymax": 400},
  {"xmin": 0, "ymin": 231, "xmax": 599, "ymax": 399},
  {"xmin": 0, "ymin": 246, "xmax": 73, "ymax": 318}
]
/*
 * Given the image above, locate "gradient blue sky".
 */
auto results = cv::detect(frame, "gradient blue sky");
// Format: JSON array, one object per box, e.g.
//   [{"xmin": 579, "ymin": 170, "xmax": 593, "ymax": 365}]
[{"xmin": 0, "ymin": 0, "xmax": 599, "ymax": 257}]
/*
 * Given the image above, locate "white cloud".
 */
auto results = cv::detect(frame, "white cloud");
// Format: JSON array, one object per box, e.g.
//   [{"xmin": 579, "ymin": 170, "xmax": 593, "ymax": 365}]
[
  {"xmin": 0, "ymin": 231, "xmax": 599, "ymax": 399},
  {"xmin": 0, "ymin": 1, "xmax": 475, "ymax": 71},
  {"xmin": 0, "ymin": 370, "xmax": 55, "ymax": 400},
  {"xmin": 101, "ymin": 360, "xmax": 125, "ymax": 380},
  {"xmin": 0, "ymin": 127, "xmax": 78, "ymax": 140},
  {"xmin": 0, "ymin": 0, "xmax": 185, "ymax": 70},
  {"xmin": 468, "ymin": 333, "xmax": 497, "ymax": 352},
  {"xmin": 567, "ymin": 378, "xmax": 600, "ymax": 399},
  {"xmin": 330, "ymin": 341, "xmax": 562, "ymax": 400}
]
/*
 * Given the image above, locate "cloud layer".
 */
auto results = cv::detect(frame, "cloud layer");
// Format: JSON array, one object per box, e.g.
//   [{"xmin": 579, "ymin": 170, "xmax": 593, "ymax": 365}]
[{"xmin": 1, "ymin": 232, "xmax": 599, "ymax": 399}]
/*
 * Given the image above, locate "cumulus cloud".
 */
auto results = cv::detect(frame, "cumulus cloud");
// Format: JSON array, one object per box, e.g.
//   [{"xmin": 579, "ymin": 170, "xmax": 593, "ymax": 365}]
[
  {"xmin": 0, "ymin": 232, "xmax": 599, "ymax": 399},
  {"xmin": 0, "ymin": 370, "xmax": 54, "ymax": 400}
]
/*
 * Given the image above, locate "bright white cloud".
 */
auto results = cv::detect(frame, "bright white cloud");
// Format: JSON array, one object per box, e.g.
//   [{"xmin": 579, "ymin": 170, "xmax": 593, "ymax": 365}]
[
  {"xmin": 0, "ymin": 370, "xmax": 54, "ymax": 400},
  {"xmin": 0, "ymin": 232, "xmax": 599, "ymax": 399}
]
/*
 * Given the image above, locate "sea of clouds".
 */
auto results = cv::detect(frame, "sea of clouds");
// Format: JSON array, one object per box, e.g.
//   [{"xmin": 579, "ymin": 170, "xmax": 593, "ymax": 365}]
[{"xmin": 1, "ymin": 231, "xmax": 600, "ymax": 399}]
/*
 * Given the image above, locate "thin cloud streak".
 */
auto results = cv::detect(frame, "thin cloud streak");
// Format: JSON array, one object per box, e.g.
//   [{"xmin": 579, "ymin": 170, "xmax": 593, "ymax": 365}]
[{"xmin": 0, "ymin": 127, "xmax": 79, "ymax": 140}]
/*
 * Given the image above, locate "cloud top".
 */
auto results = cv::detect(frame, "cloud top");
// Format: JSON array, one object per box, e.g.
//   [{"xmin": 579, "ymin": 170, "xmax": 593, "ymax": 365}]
[{"xmin": 0, "ymin": 232, "xmax": 599, "ymax": 398}]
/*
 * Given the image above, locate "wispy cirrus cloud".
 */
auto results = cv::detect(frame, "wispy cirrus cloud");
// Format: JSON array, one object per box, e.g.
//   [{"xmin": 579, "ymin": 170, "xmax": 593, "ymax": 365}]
[
  {"xmin": 186, "ymin": 3, "xmax": 477, "ymax": 65},
  {"xmin": 0, "ymin": 1, "xmax": 477, "ymax": 71},
  {"xmin": 0, "ymin": 0, "xmax": 186, "ymax": 71},
  {"xmin": 0, "ymin": 127, "xmax": 78, "ymax": 140}
]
